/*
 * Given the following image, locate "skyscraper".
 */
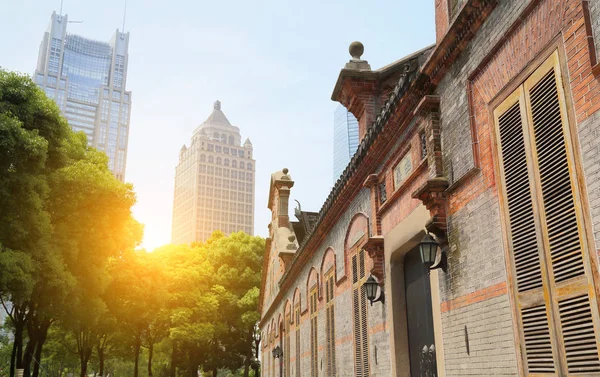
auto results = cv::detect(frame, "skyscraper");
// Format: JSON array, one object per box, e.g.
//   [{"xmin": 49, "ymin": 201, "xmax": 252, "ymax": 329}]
[
  {"xmin": 332, "ymin": 104, "xmax": 359, "ymax": 182},
  {"xmin": 34, "ymin": 11, "xmax": 132, "ymax": 181},
  {"xmin": 171, "ymin": 101, "xmax": 255, "ymax": 244}
]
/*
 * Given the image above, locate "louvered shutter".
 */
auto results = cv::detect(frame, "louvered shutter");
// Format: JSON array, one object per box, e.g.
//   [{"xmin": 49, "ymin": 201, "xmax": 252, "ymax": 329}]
[
  {"xmin": 524, "ymin": 55, "xmax": 600, "ymax": 375},
  {"xmin": 494, "ymin": 51, "xmax": 600, "ymax": 376},
  {"xmin": 325, "ymin": 279, "xmax": 332, "ymax": 376},
  {"xmin": 324, "ymin": 273, "xmax": 337, "ymax": 377},
  {"xmin": 352, "ymin": 251, "xmax": 370, "ymax": 376},
  {"xmin": 496, "ymin": 93, "xmax": 557, "ymax": 374},
  {"xmin": 352, "ymin": 254, "xmax": 363, "ymax": 376},
  {"xmin": 329, "ymin": 275, "xmax": 337, "ymax": 376},
  {"xmin": 285, "ymin": 314, "xmax": 291, "ymax": 377},
  {"xmin": 295, "ymin": 305, "xmax": 301, "ymax": 377},
  {"xmin": 310, "ymin": 288, "xmax": 318, "ymax": 377}
]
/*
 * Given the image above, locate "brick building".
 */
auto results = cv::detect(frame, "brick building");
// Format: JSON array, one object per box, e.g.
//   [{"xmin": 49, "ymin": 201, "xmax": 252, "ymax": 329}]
[{"xmin": 258, "ymin": 1, "xmax": 600, "ymax": 376}]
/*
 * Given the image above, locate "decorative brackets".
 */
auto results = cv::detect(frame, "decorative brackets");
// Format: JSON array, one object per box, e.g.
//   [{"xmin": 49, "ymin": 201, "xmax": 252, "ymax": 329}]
[
  {"xmin": 412, "ymin": 177, "xmax": 450, "ymax": 242},
  {"xmin": 363, "ymin": 236, "xmax": 385, "ymax": 282}
]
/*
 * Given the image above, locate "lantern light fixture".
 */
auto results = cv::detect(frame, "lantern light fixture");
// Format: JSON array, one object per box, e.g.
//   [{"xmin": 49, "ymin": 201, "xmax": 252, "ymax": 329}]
[
  {"xmin": 363, "ymin": 275, "xmax": 385, "ymax": 306},
  {"xmin": 419, "ymin": 232, "xmax": 446, "ymax": 271},
  {"xmin": 272, "ymin": 345, "xmax": 283, "ymax": 359}
]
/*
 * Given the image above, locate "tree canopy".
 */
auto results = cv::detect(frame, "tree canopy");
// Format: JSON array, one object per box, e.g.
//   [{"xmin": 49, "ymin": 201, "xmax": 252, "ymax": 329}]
[{"xmin": 0, "ymin": 70, "xmax": 265, "ymax": 377}]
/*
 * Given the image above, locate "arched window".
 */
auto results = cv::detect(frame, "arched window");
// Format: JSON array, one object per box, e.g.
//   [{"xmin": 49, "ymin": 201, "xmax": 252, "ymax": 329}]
[
  {"xmin": 247, "ymin": 163, "xmax": 253, "ymax": 171},
  {"xmin": 208, "ymin": 156, "xmax": 214, "ymax": 163},
  {"xmin": 200, "ymin": 154, "xmax": 206, "ymax": 162},
  {"xmin": 224, "ymin": 158, "xmax": 230, "ymax": 166},
  {"xmin": 229, "ymin": 135, "xmax": 234, "ymax": 145},
  {"xmin": 221, "ymin": 133, "xmax": 226, "ymax": 142},
  {"xmin": 217, "ymin": 157, "xmax": 222, "ymax": 165},
  {"xmin": 232, "ymin": 160, "xmax": 237, "ymax": 168},
  {"xmin": 240, "ymin": 162, "xmax": 245, "ymax": 169},
  {"xmin": 213, "ymin": 132, "xmax": 219, "ymax": 139}
]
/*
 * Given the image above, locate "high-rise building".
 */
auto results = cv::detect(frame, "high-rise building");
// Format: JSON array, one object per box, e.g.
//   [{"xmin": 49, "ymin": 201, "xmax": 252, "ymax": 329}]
[
  {"xmin": 34, "ymin": 11, "xmax": 132, "ymax": 181},
  {"xmin": 172, "ymin": 101, "xmax": 255, "ymax": 244},
  {"xmin": 332, "ymin": 104, "xmax": 359, "ymax": 182}
]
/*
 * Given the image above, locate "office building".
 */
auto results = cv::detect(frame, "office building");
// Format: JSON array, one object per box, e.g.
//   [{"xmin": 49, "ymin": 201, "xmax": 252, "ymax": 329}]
[
  {"xmin": 34, "ymin": 11, "xmax": 131, "ymax": 181},
  {"xmin": 332, "ymin": 104, "xmax": 359, "ymax": 182},
  {"xmin": 172, "ymin": 101, "xmax": 255, "ymax": 244}
]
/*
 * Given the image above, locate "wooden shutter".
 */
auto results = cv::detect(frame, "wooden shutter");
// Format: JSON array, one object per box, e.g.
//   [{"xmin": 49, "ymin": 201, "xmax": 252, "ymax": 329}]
[
  {"xmin": 295, "ymin": 304, "xmax": 301, "ymax": 377},
  {"xmin": 352, "ymin": 251, "xmax": 370, "ymax": 377},
  {"xmin": 310, "ymin": 287, "xmax": 318, "ymax": 377},
  {"xmin": 494, "ymin": 51, "xmax": 600, "ymax": 376},
  {"xmin": 285, "ymin": 313, "xmax": 291, "ymax": 377},
  {"xmin": 325, "ymin": 273, "xmax": 337, "ymax": 377}
]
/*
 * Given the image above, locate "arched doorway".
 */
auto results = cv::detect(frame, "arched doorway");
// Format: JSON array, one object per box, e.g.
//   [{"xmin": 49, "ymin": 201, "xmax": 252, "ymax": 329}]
[{"xmin": 404, "ymin": 246, "xmax": 437, "ymax": 376}]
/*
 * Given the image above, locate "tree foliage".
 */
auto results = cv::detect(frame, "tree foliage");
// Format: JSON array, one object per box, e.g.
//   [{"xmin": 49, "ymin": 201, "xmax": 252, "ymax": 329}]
[{"xmin": 0, "ymin": 70, "xmax": 264, "ymax": 377}]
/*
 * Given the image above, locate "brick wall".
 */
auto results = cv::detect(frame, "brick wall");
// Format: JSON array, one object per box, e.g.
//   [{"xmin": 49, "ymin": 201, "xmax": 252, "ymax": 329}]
[
  {"xmin": 591, "ymin": 0, "xmax": 600, "ymax": 59},
  {"xmin": 437, "ymin": 0, "xmax": 529, "ymax": 186},
  {"xmin": 441, "ymin": 294, "xmax": 518, "ymax": 376},
  {"xmin": 577, "ymin": 112, "xmax": 600, "ymax": 253},
  {"xmin": 262, "ymin": 1, "xmax": 600, "ymax": 376},
  {"xmin": 261, "ymin": 188, "xmax": 395, "ymax": 377},
  {"xmin": 442, "ymin": 189, "xmax": 506, "ymax": 300},
  {"xmin": 437, "ymin": 0, "xmax": 600, "ymax": 376}
]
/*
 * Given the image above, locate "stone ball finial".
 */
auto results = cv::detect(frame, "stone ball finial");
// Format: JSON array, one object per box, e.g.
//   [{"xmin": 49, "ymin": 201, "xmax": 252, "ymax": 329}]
[
  {"xmin": 282, "ymin": 168, "xmax": 289, "ymax": 175},
  {"xmin": 349, "ymin": 41, "xmax": 364, "ymax": 60},
  {"xmin": 214, "ymin": 100, "xmax": 221, "ymax": 110},
  {"xmin": 288, "ymin": 235, "xmax": 296, "ymax": 242}
]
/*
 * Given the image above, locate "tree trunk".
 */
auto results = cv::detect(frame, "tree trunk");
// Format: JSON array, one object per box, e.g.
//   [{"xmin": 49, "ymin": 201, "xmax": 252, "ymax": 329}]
[
  {"xmin": 133, "ymin": 337, "xmax": 141, "ymax": 377},
  {"xmin": 10, "ymin": 330, "xmax": 18, "ymax": 377},
  {"xmin": 31, "ymin": 339, "xmax": 43, "ymax": 377},
  {"xmin": 11, "ymin": 320, "xmax": 25, "ymax": 377},
  {"xmin": 79, "ymin": 354, "xmax": 87, "ymax": 377},
  {"xmin": 32, "ymin": 320, "xmax": 50, "ymax": 377},
  {"xmin": 169, "ymin": 343, "xmax": 176, "ymax": 377},
  {"xmin": 243, "ymin": 363, "xmax": 249, "ymax": 377},
  {"xmin": 97, "ymin": 346, "xmax": 105, "ymax": 377},
  {"xmin": 147, "ymin": 343, "xmax": 154, "ymax": 377},
  {"xmin": 79, "ymin": 346, "xmax": 92, "ymax": 377},
  {"xmin": 22, "ymin": 334, "xmax": 36, "ymax": 377},
  {"xmin": 189, "ymin": 364, "xmax": 197, "ymax": 377},
  {"xmin": 212, "ymin": 369, "xmax": 217, "ymax": 377}
]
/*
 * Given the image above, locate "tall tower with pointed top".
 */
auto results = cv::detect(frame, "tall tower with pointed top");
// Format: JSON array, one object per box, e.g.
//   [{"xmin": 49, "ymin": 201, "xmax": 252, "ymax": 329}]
[{"xmin": 171, "ymin": 101, "xmax": 255, "ymax": 244}]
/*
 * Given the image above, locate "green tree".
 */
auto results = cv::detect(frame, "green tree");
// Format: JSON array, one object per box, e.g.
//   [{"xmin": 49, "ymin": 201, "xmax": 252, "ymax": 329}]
[
  {"xmin": 0, "ymin": 70, "xmax": 142, "ymax": 377},
  {"xmin": 203, "ymin": 232, "xmax": 264, "ymax": 377},
  {"xmin": 0, "ymin": 70, "xmax": 70, "ymax": 377}
]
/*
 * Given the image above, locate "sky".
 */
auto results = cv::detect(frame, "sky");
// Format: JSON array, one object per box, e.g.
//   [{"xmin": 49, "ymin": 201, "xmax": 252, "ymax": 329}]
[{"xmin": 0, "ymin": 0, "xmax": 435, "ymax": 251}]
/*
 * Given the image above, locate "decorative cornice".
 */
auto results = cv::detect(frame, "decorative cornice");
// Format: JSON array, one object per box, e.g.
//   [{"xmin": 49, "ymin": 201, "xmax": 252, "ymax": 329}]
[{"xmin": 412, "ymin": 95, "xmax": 441, "ymax": 117}]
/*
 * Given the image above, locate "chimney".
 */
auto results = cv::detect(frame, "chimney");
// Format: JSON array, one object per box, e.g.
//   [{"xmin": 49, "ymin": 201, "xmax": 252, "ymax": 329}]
[{"xmin": 268, "ymin": 168, "xmax": 294, "ymax": 229}]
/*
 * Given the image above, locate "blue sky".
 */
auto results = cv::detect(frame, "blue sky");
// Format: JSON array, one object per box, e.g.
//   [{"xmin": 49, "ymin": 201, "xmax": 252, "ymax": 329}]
[{"xmin": 1, "ymin": 0, "xmax": 435, "ymax": 250}]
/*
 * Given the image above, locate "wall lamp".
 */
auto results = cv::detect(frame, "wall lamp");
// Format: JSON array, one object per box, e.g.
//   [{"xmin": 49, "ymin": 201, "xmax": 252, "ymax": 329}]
[
  {"xmin": 419, "ymin": 233, "xmax": 447, "ymax": 271},
  {"xmin": 272, "ymin": 345, "xmax": 283, "ymax": 359},
  {"xmin": 364, "ymin": 275, "xmax": 385, "ymax": 306}
]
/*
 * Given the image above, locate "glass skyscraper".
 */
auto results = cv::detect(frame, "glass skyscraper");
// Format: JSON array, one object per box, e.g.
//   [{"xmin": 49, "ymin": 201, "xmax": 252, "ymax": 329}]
[
  {"xmin": 34, "ymin": 11, "xmax": 132, "ymax": 181},
  {"xmin": 333, "ymin": 104, "xmax": 359, "ymax": 182}
]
